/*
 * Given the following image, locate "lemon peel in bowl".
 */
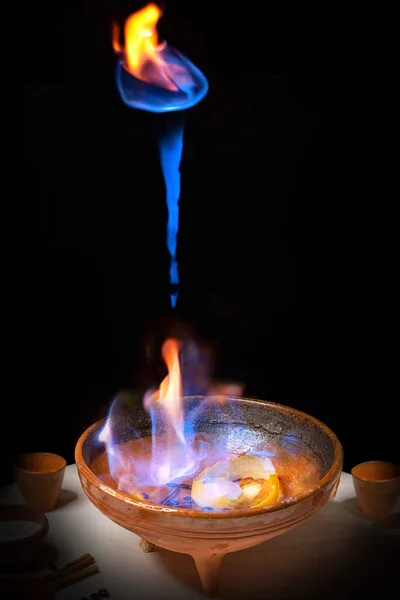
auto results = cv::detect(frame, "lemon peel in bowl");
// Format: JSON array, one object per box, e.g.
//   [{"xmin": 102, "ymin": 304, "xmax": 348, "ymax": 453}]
[{"xmin": 191, "ymin": 454, "xmax": 281, "ymax": 510}]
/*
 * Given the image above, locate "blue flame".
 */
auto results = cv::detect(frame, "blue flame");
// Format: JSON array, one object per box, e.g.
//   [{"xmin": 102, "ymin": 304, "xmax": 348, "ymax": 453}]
[
  {"xmin": 115, "ymin": 46, "xmax": 208, "ymax": 308},
  {"xmin": 116, "ymin": 48, "xmax": 208, "ymax": 113},
  {"xmin": 158, "ymin": 121, "xmax": 184, "ymax": 307}
]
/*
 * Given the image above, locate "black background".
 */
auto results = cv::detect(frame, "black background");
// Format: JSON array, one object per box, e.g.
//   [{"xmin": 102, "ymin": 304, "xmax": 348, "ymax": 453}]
[{"xmin": 6, "ymin": 1, "xmax": 398, "ymax": 484}]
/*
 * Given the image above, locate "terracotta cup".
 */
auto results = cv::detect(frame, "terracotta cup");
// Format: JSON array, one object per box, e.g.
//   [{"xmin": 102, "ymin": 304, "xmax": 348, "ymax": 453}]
[
  {"xmin": 14, "ymin": 453, "xmax": 66, "ymax": 512},
  {"xmin": 351, "ymin": 460, "xmax": 400, "ymax": 520}
]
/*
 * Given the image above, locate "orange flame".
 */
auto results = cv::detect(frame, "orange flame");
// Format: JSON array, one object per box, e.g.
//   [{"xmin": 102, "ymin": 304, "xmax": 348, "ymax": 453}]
[
  {"xmin": 145, "ymin": 338, "xmax": 185, "ymax": 439},
  {"xmin": 112, "ymin": 3, "xmax": 178, "ymax": 91},
  {"xmin": 98, "ymin": 335, "xmax": 248, "ymax": 491},
  {"xmin": 158, "ymin": 338, "xmax": 182, "ymax": 421}
]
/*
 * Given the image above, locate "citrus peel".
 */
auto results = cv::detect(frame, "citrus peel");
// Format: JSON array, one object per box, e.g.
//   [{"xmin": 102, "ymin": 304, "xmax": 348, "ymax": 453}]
[{"xmin": 191, "ymin": 454, "xmax": 281, "ymax": 510}]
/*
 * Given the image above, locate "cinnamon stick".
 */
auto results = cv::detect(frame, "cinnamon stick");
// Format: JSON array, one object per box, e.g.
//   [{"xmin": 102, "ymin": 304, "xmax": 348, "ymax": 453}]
[
  {"xmin": 52, "ymin": 564, "xmax": 100, "ymax": 590},
  {"xmin": 44, "ymin": 554, "xmax": 95, "ymax": 581},
  {"xmin": 64, "ymin": 553, "xmax": 92, "ymax": 567}
]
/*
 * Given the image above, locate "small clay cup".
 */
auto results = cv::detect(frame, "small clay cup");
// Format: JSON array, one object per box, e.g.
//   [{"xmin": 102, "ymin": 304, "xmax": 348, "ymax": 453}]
[
  {"xmin": 14, "ymin": 453, "xmax": 66, "ymax": 512},
  {"xmin": 351, "ymin": 460, "xmax": 400, "ymax": 521}
]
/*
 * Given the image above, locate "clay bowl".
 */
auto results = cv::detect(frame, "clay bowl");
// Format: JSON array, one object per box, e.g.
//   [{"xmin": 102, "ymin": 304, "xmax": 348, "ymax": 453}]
[
  {"xmin": 75, "ymin": 396, "xmax": 343, "ymax": 597},
  {"xmin": 0, "ymin": 504, "xmax": 49, "ymax": 568}
]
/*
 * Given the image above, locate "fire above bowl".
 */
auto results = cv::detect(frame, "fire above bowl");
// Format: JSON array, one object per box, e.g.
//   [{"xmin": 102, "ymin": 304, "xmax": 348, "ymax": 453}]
[{"xmin": 75, "ymin": 396, "xmax": 343, "ymax": 597}]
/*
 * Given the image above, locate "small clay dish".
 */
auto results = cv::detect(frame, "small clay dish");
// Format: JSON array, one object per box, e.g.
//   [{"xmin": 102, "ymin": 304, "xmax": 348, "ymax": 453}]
[{"xmin": 0, "ymin": 504, "xmax": 49, "ymax": 567}]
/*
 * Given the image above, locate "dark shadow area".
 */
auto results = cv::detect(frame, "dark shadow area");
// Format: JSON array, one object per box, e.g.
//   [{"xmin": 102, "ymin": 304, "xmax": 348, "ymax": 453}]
[
  {"xmin": 154, "ymin": 501, "xmax": 399, "ymax": 600},
  {"xmin": 341, "ymin": 498, "xmax": 400, "ymax": 530},
  {"xmin": 0, "ymin": 543, "xmax": 58, "ymax": 575},
  {"xmin": 54, "ymin": 490, "xmax": 78, "ymax": 510},
  {"xmin": 341, "ymin": 496, "xmax": 364, "ymax": 516}
]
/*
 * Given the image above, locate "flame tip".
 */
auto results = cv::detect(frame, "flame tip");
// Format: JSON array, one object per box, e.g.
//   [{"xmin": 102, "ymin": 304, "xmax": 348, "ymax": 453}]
[{"xmin": 113, "ymin": 3, "xmax": 190, "ymax": 93}]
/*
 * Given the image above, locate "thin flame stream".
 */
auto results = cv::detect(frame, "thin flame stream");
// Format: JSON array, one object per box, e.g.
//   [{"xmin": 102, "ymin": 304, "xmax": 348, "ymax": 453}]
[{"xmin": 112, "ymin": 3, "xmax": 208, "ymax": 308}]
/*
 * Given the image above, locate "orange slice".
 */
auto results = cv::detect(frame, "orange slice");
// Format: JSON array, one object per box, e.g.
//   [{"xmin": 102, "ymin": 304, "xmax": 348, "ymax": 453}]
[{"xmin": 245, "ymin": 473, "xmax": 280, "ymax": 508}]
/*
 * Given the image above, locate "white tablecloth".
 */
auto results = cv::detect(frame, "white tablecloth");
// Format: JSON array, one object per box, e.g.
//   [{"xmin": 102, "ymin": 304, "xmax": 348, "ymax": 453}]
[{"xmin": 1, "ymin": 465, "xmax": 399, "ymax": 599}]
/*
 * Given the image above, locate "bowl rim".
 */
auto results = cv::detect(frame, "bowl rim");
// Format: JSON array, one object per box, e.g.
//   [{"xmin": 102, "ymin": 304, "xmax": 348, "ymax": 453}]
[
  {"xmin": 351, "ymin": 460, "xmax": 400, "ymax": 483},
  {"xmin": 75, "ymin": 396, "xmax": 344, "ymax": 519},
  {"xmin": 14, "ymin": 452, "xmax": 67, "ymax": 476},
  {"xmin": 0, "ymin": 504, "xmax": 49, "ymax": 546}
]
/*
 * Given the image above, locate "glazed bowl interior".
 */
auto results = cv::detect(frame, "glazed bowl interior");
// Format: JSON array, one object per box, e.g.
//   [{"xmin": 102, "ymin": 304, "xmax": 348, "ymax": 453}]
[{"xmin": 78, "ymin": 395, "xmax": 342, "ymax": 516}]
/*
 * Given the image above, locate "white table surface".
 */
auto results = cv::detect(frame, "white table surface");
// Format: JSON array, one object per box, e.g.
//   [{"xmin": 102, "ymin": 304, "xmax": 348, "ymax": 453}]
[{"xmin": 1, "ymin": 465, "xmax": 399, "ymax": 600}]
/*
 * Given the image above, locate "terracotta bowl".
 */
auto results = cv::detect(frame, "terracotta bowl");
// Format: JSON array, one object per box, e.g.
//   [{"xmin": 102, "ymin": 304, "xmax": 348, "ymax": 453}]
[
  {"xmin": 75, "ymin": 396, "xmax": 343, "ymax": 597},
  {"xmin": 0, "ymin": 504, "xmax": 49, "ymax": 567}
]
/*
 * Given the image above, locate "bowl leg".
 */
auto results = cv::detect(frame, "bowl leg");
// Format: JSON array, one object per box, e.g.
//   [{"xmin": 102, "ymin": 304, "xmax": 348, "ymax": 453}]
[
  {"xmin": 139, "ymin": 538, "xmax": 156, "ymax": 552},
  {"xmin": 191, "ymin": 552, "xmax": 224, "ymax": 597}
]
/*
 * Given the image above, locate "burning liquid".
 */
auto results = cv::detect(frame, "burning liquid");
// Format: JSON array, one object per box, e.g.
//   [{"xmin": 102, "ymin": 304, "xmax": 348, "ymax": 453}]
[
  {"xmin": 92, "ymin": 433, "xmax": 322, "ymax": 512},
  {"xmin": 98, "ymin": 339, "xmax": 323, "ymax": 512},
  {"xmin": 113, "ymin": 4, "xmax": 208, "ymax": 308}
]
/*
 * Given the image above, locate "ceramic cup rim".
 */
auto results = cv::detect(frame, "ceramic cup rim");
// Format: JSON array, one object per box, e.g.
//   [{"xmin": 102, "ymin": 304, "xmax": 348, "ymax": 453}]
[
  {"xmin": 14, "ymin": 452, "xmax": 67, "ymax": 476},
  {"xmin": 0, "ymin": 504, "xmax": 49, "ymax": 547},
  {"xmin": 351, "ymin": 460, "xmax": 400, "ymax": 483}
]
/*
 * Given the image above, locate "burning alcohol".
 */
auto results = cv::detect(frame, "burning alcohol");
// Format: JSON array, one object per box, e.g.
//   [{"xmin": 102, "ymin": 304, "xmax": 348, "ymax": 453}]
[
  {"xmin": 113, "ymin": 3, "xmax": 208, "ymax": 112},
  {"xmin": 112, "ymin": 4, "xmax": 208, "ymax": 308},
  {"xmin": 97, "ymin": 338, "xmax": 322, "ymax": 512}
]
